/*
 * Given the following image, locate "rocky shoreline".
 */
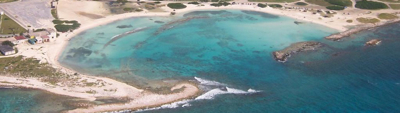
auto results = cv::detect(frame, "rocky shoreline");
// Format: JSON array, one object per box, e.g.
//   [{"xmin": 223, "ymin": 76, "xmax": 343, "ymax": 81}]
[
  {"xmin": 272, "ymin": 41, "xmax": 322, "ymax": 62},
  {"xmin": 326, "ymin": 19, "xmax": 400, "ymax": 41}
]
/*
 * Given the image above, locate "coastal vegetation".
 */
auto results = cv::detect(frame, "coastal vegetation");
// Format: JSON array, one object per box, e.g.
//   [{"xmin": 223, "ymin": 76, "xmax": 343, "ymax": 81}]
[
  {"xmin": 356, "ymin": 17, "xmax": 380, "ymax": 24},
  {"xmin": 0, "ymin": 56, "xmax": 68, "ymax": 84},
  {"xmin": 249, "ymin": 0, "xmax": 300, "ymax": 3},
  {"xmin": 248, "ymin": 0, "xmax": 298, "ymax": 2},
  {"xmin": 378, "ymin": 13, "xmax": 399, "ymax": 19},
  {"xmin": 268, "ymin": 4, "xmax": 283, "ymax": 8},
  {"xmin": 2, "ymin": 40, "xmax": 14, "ymax": 47},
  {"xmin": 0, "ymin": 0, "xmax": 17, "ymax": 3},
  {"xmin": 346, "ymin": 19, "xmax": 353, "ymax": 23},
  {"xmin": 0, "ymin": 15, "xmax": 27, "ymax": 35},
  {"xmin": 295, "ymin": 2, "xmax": 308, "ymax": 6},
  {"xmin": 326, "ymin": 5, "xmax": 345, "ymax": 10},
  {"xmin": 377, "ymin": 0, "xmax": 400, "ymax": 3},
  {"xmin": 167, "ymin": 3, "xmax": 187, "ymax": 9},
  {"xmin": 257, "ymin": 3, "xmax": 267, "ymax": 8},
  {"xmin": 53, "ymin": 20, "xmax": 81, "ymax": 32},
  {"xmin": 188, "ymin": 1, "xmax": 200, "ymax": 5},
  {"xmin": 305, "ymin": 0, "xmax": 352, "ymax": 6},
  {"xmin": 210, "ymin": 1, "xmax": 230, "ymax": 7},
  {"xmin": 355, "ymin": 0, "xmax": 388, "ymax": 10},
  {"xmin": 51, "ymin": 9, "xmax": 58, "ymax": 19},
  {"xmin": 389, "ymin": 4, "xmax": 400, "ymax": 9}
]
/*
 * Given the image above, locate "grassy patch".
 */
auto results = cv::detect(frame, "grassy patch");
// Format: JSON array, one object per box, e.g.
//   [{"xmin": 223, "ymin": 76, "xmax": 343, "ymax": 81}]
[
  {"xmin": 324, "ymin": 0, "xmax": 352, "ymax": 6},
  {"xmin": 248, "ymin": 0, "xmax": 298, "ymax": 2},
  {"xmin": 268, "ymin": 4, "xmax": 283, "ymax": 8},
  {"xmin": 305, "ymin": 0, "xmax": 331, "ymax": 6},
  {"xmin": 0, "ymin": 15, "xmax": 27, "ymax": 35},
  {"xmin": 355, "ymin": 0, "xmax": 388, "ymax": 10},
  {"xmin": 167, "ymin": 3, "xmax": 187, "ymax": 9},
  {"xmin": 51, "ymin": 9, "xmax": 58, "ymax": 19},
  {"xmin": 295, "ymin": 2, "xmax": 308, "ymax": 6},
  {"xmin": 377, "ymin": 0, "xmax": 400, "ymax": 3},
  {"xmin": 356, "ymin": 17, "xmax": 380, "ymax": 24},
  {"xmin": 378, "ymin": 13, "xmax": 398, "ymax": 19},
  {"xmin": 389, "ymin": 4, "xmax": 400, "ymax": 9},
  {"xmin": 123, "ymin": 8, "xmax": 134, "ymax": 12},
  {"xmin": 306, "ymin": 0, "xmax": 351, "ymax": 6},
  {"xmin": 0, "ymin": 56, "xmax": 69, "ymax": 83},
  {"xmin": 257, "ymin": 3, "xmax": 267, "ymax": 8},
  {"xmin": 0, "ymin": 0, "xmax": 17, "ymax": 3},
  {"xmin": 326, "ymin": 5, "xmax": 345, "ymax": 10}
]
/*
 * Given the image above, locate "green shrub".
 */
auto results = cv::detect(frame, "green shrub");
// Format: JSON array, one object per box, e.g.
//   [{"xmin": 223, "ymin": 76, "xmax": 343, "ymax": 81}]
[
  {"xmin": 211, "ymin": 0, "xmax": 219, "ymax": 2},
  {"xmin": 295, "ymin": 2, "xmax": 308, "ymax": 6},
  {"xmin": 52, "ymin": 20, "xmax": 64, "ymax": 24},
  {"xmin": 355, "ymin": 0, "xmax": 388, "ymax": 10},
  {"xmin": 326, "ymin": 5, "xmax": 345, "ymax": 10},
  {"xmin": 346, "ymin": 19, "xmax": 353, "ymax": 23},
  {"xmin": 268, "ymin": 4, "xmax": 282, "ymax": 8},
  {"xmin": 167, "ymin": 3, "xmax": 187, "ymax": 9},
  {"xmin": 257, "ymin": 3, "xmax": 267, "ymax": 8},
  {"xmin": 210, "ymin": 1, "xmax": 230, "ymax": 7},
  {"xmin": 2, "ymin": 41, "xmax": 14, "ymax": 47},
  {"xmin": 154, "ymin": 1, "xmax": 161, "ymax": 4},
  {"xmin": 188, "ymin": 1, "xmax": 200, "ymax": 4}
]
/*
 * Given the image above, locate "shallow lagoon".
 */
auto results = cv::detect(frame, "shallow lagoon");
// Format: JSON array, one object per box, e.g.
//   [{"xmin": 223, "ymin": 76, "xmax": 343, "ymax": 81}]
[{"xmin": 3, "ymin": 10, "xmax": 400, "ymax": 112}]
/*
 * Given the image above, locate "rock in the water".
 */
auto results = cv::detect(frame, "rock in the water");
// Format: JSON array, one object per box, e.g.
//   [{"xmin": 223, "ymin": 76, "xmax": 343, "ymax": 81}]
[
  {"xmin": 365, "ymin": 39, "xmax": 381, "ymax": 46},
  {"xmin": 272, "ymin": 41, "xmax": 322, "ymax": 62}
]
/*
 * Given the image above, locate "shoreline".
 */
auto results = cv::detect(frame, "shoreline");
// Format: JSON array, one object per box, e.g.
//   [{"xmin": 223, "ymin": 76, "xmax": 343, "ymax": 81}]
[{"xmin": 0, "ymin": 2, "xmax": 397, "ymax": 112}]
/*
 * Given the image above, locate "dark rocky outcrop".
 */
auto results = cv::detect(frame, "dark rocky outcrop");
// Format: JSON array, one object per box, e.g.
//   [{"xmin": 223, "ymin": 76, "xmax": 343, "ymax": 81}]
[
  {"xmin": 272, "ymin": 41, "xmax": 322, "ymax": 62},
  {"xmin": 365, "ymin": 39, "xmax": 381, "ymax": 46}
]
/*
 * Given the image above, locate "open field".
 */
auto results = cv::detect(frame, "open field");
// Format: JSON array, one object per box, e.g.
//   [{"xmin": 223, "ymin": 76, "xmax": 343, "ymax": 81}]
[
  {"xmin": 0, "ymin": 15, "xmax": 27, "ymax": 34},
  {"xmin": 377, "ymin": 0, "xmax": 400, "ymax": 3},
  {"xmin": 378, "ymin": 13, "xmax": 398, "ymax": 19},
  {"xmin": 248, "ymin": 0, "xmax": 299, "ymax": 3},
  {"xmin": 305, "ymin": 0, "xmax": 352, "ymax": 6},
  {"xmin": 389, "ymin": 4, "xmax": 400, "ymax": 9},
  {"xmin": 0, "ymin": 0, "xmax": 17, "ymax": 3},
  {"xmin": 0, "ymin": 56, "xmax": 67, "ymax": 84},
  {"xmin": 356, "ymin": 17, "xmax": 380, "ymax": 24}
]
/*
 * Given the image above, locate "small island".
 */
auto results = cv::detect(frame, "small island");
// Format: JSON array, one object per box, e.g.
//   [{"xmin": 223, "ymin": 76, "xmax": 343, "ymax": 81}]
[{"xmin": 272, "ymin": 42, "xmax": 322, "ymax": 62}]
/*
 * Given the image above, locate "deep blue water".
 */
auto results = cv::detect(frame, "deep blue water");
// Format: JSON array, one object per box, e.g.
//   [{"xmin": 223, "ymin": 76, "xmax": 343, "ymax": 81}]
[{"xmin": 1, "ymin": 10, "xmax": 400, "ymax": 112}]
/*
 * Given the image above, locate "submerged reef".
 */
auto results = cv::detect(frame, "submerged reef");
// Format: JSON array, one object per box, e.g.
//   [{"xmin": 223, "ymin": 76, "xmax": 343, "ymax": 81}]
[
  {"xmin": 272, "ymin": 41, "xmax": 322, "ymax": 62},
  {"xmin": 154, "ymin": 16, "xmax": 209, "ymax": 35},
  {"xmin": 117, "ymin": 25, "xmax": 133, "ymax": 28}
]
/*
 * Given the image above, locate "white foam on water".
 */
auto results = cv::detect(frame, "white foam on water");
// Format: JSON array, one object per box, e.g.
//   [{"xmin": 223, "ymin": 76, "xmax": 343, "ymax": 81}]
[
  {"xmin": 194, "ymin": 77, "xmax": 225, "ymax": 86},
  {"xmin": 133, "ymin": 77, "xmax": 262, "ymax": 112},
  {"xmin": 195, "ymin": 87, "xmax": 261, "ymax": 100},
  {"xmin": 195, "ymin": 88, "xmax": 228, "ymax": 100}
]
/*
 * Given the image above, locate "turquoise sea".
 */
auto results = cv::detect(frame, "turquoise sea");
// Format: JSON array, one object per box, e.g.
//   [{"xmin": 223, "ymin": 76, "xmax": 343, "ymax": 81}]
[{"xmin": 2, "ymin": 10, "xmax": 400, "ymax": 112}]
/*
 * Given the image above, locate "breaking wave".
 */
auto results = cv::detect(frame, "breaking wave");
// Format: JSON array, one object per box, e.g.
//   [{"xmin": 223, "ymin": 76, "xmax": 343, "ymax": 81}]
[{"xmin": 133, "ymin": 77, "xmax": 261, "ymax": 112}]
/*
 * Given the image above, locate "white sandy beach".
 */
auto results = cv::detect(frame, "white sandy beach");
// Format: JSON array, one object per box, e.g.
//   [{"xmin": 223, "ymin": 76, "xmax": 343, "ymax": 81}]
[{"xmin": 1, "ymin": 0, "xmax": 399, "ymax": 112}]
